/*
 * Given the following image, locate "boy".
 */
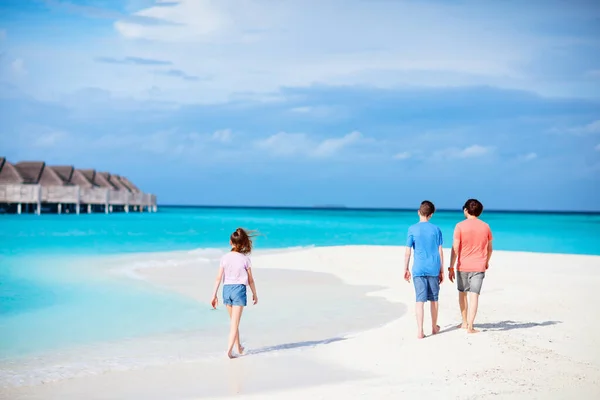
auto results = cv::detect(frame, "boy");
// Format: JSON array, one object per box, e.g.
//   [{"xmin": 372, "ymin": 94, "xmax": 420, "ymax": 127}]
[
  {"xmin": 448, "ymin": 198, "xmax": 493, "ymax": 334},
  {"xmin": 404, "ymin": 200, "xmax": 444, "ymax": 339}
]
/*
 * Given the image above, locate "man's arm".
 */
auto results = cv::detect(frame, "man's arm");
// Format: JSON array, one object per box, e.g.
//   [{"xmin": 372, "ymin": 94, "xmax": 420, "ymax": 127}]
[
  {"xmin": 438, "ymin": 245, "xmax": 444, "ymax": 283},
  {"xmin": 486, "ymin": 240, "xmax": 493, "ymax": 269},
  {"xmin": 449, "ymin": 226, "xmax": 460, "ymax": 282},
  {"xmin": 404, "ymin": 246, "xmax": 412, "ymax": 282},
  {"xmin": 449, "ymin": 239, "xmax": 459, "ymax": 269}
]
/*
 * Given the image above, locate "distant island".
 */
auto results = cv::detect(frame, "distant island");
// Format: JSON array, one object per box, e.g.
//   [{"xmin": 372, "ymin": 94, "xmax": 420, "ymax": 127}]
[{"xmin": 312, "ymin": 205, "xmax": 348, "ymax": 209}]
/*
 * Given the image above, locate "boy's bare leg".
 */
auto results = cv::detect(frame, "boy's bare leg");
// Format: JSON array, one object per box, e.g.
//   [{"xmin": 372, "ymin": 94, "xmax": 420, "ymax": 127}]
[
  {"xmin": 415, "ymin": 302, "xmax": 425, "ymax": 338},
  {"xmin": 467, "ymin": 292, "xmax": 480, "ymax": 333},
  {"xmin": 458, "ymin": 292, "xmax": 468, "ymax": 328},
  {"xmin": 430, "ymin": 301, "xmax": 440, "ymax": 334}
]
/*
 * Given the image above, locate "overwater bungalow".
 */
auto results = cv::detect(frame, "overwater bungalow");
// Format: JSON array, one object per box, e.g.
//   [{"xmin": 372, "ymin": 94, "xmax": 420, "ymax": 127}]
[{"xmin": 0, "ymin": 158, "xmax": 157, "ymax": 215}]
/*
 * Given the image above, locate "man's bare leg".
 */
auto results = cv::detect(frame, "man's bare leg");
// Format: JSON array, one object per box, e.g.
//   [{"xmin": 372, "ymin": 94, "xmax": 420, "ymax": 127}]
[
  {"xmin": 226, "ymin": 305, "xmax": 244, "ymax": 354},
  {"xmin": 467, "ymin": 292, "xmax": 480, "ymax": 333},
  {"xmin": 458, "ymin": 292, "xmax": 468, "ymax": 329},
  {"xmin": 430, "ymin": 301, "xmax": 440, "ymax": 334},
  {"xmin": 415, "ymin": 302, "xmax": 425, "ymax": 339}
]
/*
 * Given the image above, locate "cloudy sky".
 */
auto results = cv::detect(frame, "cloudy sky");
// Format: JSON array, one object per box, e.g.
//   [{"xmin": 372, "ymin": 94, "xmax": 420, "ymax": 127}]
[{"xmin": 1, "ymin": 0, "xmax": 599, "ymax": 210}]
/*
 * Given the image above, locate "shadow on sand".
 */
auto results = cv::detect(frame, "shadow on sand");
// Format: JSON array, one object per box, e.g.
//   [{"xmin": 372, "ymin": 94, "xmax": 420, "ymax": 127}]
[
  {"xmin": 440, "ymin": 320, "xmax": 561, "ymax": 334},
  {"xmin": 247, "ymin": 337, "xmax": 346, "ymax": 356}
]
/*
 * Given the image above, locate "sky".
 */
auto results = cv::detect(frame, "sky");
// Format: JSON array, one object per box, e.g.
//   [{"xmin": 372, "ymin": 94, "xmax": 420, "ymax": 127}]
[{"xmin": 0, "ymin": 0, "xmax": 599, "ymax": 211}]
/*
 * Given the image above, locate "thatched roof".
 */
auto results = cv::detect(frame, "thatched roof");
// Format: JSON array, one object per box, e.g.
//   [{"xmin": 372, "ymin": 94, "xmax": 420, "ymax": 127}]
[
  {"xmin": 15, "ymin": 162, "xmax": 68, "ymax": 186},
  {"xmin": 108, "ymin": 174, "xmax": 131, "ymax": 191},
  {"xmin": 80, "ymin": 169, "xmax": 96, "ymax": 185},
  {"xmin": 71, "ymin": 169, "xmax": 95, "ymax": 188},
  {"xmin": 119, "ymin": 176, "xmax": 141, "ymax": 193},
  {"xmin": 0, "ymin": 157, "xmax": 5, "ymax": 171},
  {"xmin": 51, "ymin": 166, "xmax": 74, "ymax": 183},
  {"xmin": 0, "ymin": 159, "xmax": 25, "ymax": 184},
  {"xmin": 95, "ymin": 172, "xmax": 117, "ymax": 189},
  {"xmin": 15, "ymin": 161, "xmax": 45, "ymax": 184}
]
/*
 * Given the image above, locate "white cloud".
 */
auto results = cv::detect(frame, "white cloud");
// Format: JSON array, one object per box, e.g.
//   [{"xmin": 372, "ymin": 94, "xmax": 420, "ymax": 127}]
[
  {"xmin": 101, "ymin": 0, "xmax": 561, "ymax": 103},
  {"xmin": 290, "ymin": 106, "xmax": 312, "ymax": 113},
  {"xmin": 11, "ymin": 58, "xmax": 26, "ymax": 75},
  {"xmin": 33, "ymin": 129, "xmax": 68, "ymax": 148},
  {"xmin": 313, "ymin": 131, "xmax": 362, "ymax": 158},
  {"xmin": 256, "ymin": 132, "xmax": 312, "ymax": 156},
  {"xmin": 257, "ymin": 131, "xmax": 364, "ymax": 158},
  {"xmin": 567, "ymin": 120, "xmax": 600, "ymax": 135},
  {"xmin": 519, "ymin": 152, "xmax": 538, "ymax": 161},
  {"xmin": 212, "ymin": 129, "xmax": 232, "ymax": 143},
  {"xmin": 393, "ymin": 151, "xmax": 411, "ymax": 160},
  {"xmin": 435, "ymin": 144, "xmax": 494, "ymax": 160}
]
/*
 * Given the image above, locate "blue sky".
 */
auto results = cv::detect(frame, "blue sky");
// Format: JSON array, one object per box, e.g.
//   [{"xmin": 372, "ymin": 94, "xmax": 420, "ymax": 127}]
[{"xmin": 0, "ymin": 0, "xmax": 599, "ymax": 211}]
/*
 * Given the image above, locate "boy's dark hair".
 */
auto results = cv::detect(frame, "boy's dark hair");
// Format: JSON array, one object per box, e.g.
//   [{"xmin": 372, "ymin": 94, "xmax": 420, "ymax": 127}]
[
  {"xmin": 463, "ymin": 199, "xmax": 484, "ymax": 217},
  {"xmin": 230, "ymin": 227, "xmax": 255, "ymax": 255},
  {"xmin": 419, "ymin": 200, "xmax": 435, "ymax": 217}
]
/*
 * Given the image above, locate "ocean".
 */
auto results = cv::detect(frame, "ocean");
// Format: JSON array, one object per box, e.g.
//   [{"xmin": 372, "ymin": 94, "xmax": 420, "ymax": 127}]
[{"xmin": 1, "ymin": 206, "xmax": 599, "ymax": 385}]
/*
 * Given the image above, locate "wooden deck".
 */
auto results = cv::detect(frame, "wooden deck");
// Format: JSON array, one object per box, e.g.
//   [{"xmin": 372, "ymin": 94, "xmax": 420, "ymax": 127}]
[{"xmin": 0, "ymin": 159, "xmax": 157, "ymax": 214}]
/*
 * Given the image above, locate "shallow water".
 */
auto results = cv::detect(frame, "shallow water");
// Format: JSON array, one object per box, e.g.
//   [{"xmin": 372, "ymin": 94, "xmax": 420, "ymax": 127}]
[{"xmin": 0, "ymin": 261, "xmax": 401, "ymax": 387}]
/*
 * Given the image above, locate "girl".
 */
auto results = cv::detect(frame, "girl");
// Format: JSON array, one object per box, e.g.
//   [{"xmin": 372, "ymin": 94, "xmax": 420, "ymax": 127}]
[{"xmin": 211, "ymin": 228, "xmax": 258, "ymax": 359}]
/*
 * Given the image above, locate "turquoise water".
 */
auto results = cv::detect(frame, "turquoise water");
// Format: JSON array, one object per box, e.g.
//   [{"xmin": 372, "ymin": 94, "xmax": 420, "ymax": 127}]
[{"xmin": 1, "ymin": 207, "xmax": 599, "ymax": 361}]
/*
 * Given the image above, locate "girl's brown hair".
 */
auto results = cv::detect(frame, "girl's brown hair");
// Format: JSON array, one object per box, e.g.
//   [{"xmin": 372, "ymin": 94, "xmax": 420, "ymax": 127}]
[{"xmin": 230, "ymin": 228, "xmax": 256, "ymax": 255}]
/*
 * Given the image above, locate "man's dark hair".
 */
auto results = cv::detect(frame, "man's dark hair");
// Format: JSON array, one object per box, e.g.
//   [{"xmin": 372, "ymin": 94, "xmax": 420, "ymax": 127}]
[
  {"xmin": 419, "ymin": 200, "xmax": 435, "ymax": 217},
  {"xmin": 463, "ymin": 199, "xmax": 484, "ymax": 217}
]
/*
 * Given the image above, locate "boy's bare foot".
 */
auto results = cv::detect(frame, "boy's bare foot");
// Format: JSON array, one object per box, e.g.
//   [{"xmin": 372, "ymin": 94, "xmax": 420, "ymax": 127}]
[{"xmin": 431, "ymin": 325, "xmax": 440, "ymax": 335}]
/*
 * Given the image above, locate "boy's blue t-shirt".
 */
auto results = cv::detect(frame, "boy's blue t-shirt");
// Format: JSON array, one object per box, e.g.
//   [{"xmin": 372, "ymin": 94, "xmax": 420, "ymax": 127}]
[{"xmin": 406, "ymin": 221, "xmax": 443, "ymax": 277}]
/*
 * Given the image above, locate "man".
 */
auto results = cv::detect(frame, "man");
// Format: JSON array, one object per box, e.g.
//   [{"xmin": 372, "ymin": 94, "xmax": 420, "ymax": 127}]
[
  {"xmin": 404, "ymin": 200, "xmax": 444, "ymax": 339},
  {"xmin": 449, "ymin": 198, "xmax": 493, "ymax": 334}
]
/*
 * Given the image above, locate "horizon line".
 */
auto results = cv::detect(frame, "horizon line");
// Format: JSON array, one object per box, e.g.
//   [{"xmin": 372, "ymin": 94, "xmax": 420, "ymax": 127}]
[{"xmin": 156, "ymin": 204, "xmax": 600, "ymax": 215}]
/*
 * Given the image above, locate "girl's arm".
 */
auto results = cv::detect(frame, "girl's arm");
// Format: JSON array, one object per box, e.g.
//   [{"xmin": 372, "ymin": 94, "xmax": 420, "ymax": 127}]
[
  {"xmin": 211, "ymin": 267, "xmax": 224, "ymax": 308},
  {"xmin": 247, "ymin": 268, "xmax": 258, "ymax": 305}
]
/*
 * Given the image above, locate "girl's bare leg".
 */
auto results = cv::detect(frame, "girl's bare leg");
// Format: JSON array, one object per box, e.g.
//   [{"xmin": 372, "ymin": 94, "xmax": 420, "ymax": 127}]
[
  {"xmin": 226, "ymin": 305, "xmax": 243, "ymax": 354},
  {"xmin": 227, "ymin": 305, "xmax": 244, "ymax": 358}
]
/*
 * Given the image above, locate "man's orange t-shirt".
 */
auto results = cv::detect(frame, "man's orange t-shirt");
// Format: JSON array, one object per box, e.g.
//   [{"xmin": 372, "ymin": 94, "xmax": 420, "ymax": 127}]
[{"xmin": 454, "ymin": 218, "xmax": 493, "ymax": 273}]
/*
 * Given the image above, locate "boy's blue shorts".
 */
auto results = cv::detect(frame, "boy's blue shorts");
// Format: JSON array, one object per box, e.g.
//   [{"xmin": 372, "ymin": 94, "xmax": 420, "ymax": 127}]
[
  {"xmin": 413, "ymin": 276, "xmax": 440, "ymax": 302},
  {"xmin": 223, "ymin": 284, "xmax": 247, "ymax": 306}
]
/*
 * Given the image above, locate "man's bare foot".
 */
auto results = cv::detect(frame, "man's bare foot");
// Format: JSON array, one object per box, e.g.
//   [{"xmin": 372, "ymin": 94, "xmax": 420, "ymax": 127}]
[{"xmin": 431, "ymin": 325, "xmax": 440, "ymax": 335}]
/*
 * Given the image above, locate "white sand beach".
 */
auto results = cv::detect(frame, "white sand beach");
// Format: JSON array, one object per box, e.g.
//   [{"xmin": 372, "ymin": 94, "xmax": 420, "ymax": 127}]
[{"xmin": 3, "ymin": 246, "xmax": 600, "ymax": 400}]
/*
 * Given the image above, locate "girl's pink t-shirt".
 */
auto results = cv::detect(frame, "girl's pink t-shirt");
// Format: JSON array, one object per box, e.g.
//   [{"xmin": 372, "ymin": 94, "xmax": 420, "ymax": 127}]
[{"xmin": 220, "ymin": 251, "xmax": 251, "ymax": 285}]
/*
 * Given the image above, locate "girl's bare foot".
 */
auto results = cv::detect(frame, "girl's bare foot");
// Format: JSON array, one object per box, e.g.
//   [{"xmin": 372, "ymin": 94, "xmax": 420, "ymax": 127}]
[
  {"xmin": 431, "ymin": 325, "xmax": 440, "ymax": 335},
  {"xmin": 417, "ymin": 332, "xmax": 426, "ymax": 339},
  {"xmin": 237, "ymin": 345, "xmax": 245, "ymax": 355},
  {"xmin": 458, "ymin": 322, "xmax": 468, "ymax": 329},
  {"xmin": 467, "ymin": 328, "xmax": 480, "ymax": 334},
  {"xmin": 227, "ymin": 351, "xmax": 237, "ymax": 359}
]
